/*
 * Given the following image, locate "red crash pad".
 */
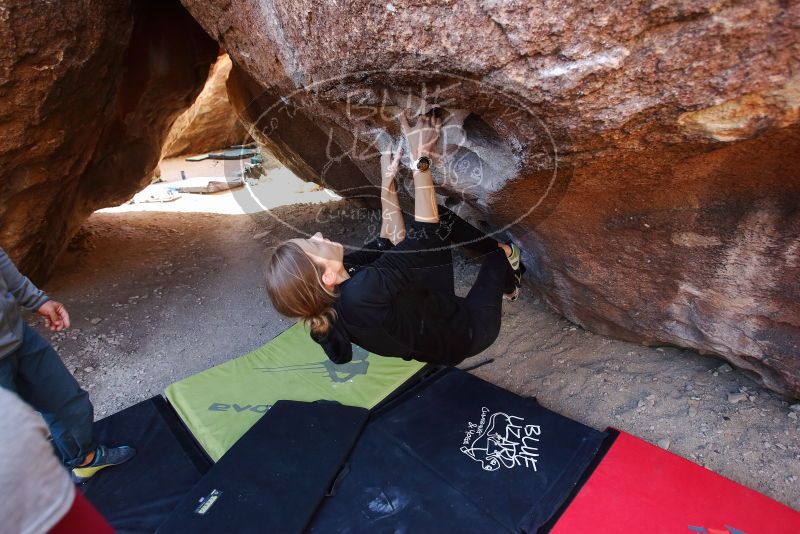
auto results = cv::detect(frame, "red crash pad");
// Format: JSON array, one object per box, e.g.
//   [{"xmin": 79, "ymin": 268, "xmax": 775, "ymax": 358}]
[{"xmin": 550, "ymin": 431, "xmax": 800, "ymax": 534}]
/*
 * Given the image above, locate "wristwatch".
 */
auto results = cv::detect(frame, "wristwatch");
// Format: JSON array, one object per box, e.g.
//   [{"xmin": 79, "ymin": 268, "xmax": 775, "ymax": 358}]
[{"xmin": 413, "ymin": 156, "xmax": 431, "ymax": 172}]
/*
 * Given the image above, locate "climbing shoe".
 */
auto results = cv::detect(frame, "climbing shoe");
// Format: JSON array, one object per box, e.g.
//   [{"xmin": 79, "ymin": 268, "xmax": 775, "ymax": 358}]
[
  {"xmin": 503, "ymin": 243, "xmax": 525, "ymax": 301},
  {"xmin": 71, "ymin": 445, "xmax": 136, "ymax": 483},
  {"xmin": 505, "ymin": 242, "xmax": 521, "ymax": 270}
]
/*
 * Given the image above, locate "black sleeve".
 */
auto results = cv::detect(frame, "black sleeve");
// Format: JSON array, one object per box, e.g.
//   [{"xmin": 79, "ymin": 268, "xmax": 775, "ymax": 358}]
[
  {"xmin": 310, "ymin": 319, "xmax": 353, "ymax": 364},
  {"xmin": 351, "ymin": 220, "xmax": 445, "ymax": 306},
  {"xmin": 343, "ymin": 237, "xmax": 394, "ymax": 273}
]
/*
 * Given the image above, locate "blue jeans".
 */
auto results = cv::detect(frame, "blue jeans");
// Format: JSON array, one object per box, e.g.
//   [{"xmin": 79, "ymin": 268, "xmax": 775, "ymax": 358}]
[{"xmin": 0, "ymin": 323, "xmax": 94, "ymax": 467}]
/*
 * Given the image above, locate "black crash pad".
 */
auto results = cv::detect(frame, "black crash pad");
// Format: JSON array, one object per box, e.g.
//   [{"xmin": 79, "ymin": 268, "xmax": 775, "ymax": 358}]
[
  {"xmin": 310, "ymin": 369, "xmax": 608, "ymax": 533},
  {"xmin": 158, "ymin": 400, "xmax": 369, "ymax": 534},
  {"xmin": 82, "ymin": 396, "xmax": 211, "ymax": 534}
]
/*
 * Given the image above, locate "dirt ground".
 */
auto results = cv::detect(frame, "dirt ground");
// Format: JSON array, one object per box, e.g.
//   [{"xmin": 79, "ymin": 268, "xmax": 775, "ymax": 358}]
[{"xmin": 36, "ymin": 164, "xmax": 799, "ymax": 510}]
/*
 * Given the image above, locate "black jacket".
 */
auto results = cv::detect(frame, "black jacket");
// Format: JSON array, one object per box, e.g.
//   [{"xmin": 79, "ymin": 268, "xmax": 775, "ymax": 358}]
[
  {"xmin": 310, "ymin": 221, "xmax": 473, "ymax": 366},
  {"xmin": 309, "ymin": 309, "xmax": 354, "ymax": 364},
  {"xmin": 309, "ymin": 235, "xmax": 393, "ymax": 364}
]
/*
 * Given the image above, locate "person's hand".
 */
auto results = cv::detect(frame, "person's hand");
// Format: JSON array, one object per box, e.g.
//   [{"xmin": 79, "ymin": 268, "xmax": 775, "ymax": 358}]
[
  {"xmin": 380, "ymin": 144, "xmax": 403, "ymax": 192},
  {"xmin": 400, "ymin": 110, "xmax": 442, "ymax": 164},
  {"xmin": 37, "ymin": 300, "xmax": 70, "ymax": 332}
]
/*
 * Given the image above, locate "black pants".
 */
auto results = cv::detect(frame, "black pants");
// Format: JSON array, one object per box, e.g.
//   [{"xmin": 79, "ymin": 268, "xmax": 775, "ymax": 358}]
[{"xmin": 404, "ymin": 207, "xmax": 514, "ymax": 359}]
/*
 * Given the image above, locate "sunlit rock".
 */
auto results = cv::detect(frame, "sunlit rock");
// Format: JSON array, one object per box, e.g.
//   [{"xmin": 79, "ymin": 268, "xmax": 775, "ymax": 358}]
[{"xmin": 162, "ymin": 53, "xmax": 250, "ymax": 158}]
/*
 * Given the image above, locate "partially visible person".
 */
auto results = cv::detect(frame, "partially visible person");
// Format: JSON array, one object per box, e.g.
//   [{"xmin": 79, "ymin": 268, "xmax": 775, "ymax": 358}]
[
  {"xmin": 0, "ymin": 387, "xmax": 112, "ymax": 534},
  {"xmin": 0, "ymin": 247, "xmax": 134, "ymax": 482}
]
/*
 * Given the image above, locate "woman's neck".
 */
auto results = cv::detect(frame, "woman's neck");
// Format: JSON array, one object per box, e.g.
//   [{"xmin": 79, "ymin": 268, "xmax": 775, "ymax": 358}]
[
  {"xmin": 337, "ymin": 266, "xmax": 351, "ymax": 284},
  {"xmin": 328, "ymin": 265, "xmax": 350, "ymax": 291}
]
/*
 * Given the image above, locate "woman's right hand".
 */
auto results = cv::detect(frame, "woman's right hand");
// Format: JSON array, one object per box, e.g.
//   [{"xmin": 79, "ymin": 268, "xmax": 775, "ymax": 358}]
[
  {"xmin": 400, "ymin": 110, "xmax": 441, "ymax": 165},
  {"xmin": 381, "ymin": 144, "xmax": 403, "ymax": 192}
]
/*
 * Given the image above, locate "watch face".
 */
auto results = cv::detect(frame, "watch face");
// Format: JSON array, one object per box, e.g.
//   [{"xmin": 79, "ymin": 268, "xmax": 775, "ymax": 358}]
[{"xmin": 417, "ymin": 157, "xmax": 431, "ymax": 171}]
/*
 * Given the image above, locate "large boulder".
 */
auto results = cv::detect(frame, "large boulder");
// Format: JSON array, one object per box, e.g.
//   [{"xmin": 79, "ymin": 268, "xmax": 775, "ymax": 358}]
[
  {"xmin": 162, "ymin": 53, "xmax": 250, "ymax": 158},
  {"xmin": 183, "ymin": 0, "xmax": 800, "ymax": 396},
  {"xmin": 0, "ymin": 0, "xmax": 218, "ymax": 282}
]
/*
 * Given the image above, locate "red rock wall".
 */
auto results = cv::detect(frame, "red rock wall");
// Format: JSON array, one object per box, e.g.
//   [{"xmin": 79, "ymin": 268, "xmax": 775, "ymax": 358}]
[
  {"xmin": 182, "ymin": 0, "xmax": 800, "ymax": 396},
  {"xmin": 0, "ymin": 0, "xmax": 218, "ymax": 282}
]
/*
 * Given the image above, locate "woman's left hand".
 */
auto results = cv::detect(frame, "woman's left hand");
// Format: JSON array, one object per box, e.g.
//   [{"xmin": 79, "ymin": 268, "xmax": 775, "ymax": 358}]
[{"xmin": 381, "ymin": 144, "xmax": 403, "ymax": 192}]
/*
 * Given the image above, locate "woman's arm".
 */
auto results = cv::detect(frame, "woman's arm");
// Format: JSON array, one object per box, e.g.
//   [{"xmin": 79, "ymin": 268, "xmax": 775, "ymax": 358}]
[
  {"xmin": 342, "ymin": 112, "xmax": 447, "ymax": 309},
  {"xmin": 400, "ymin": 112, "xmax": 441, "ymax": 223},
  {"xmin": 412, "ymin": 167, "xmax": 438, "ymax": 224},
  {"xmin": 380, "ymin": 145, "xmax": 406, "ymax": 245}
]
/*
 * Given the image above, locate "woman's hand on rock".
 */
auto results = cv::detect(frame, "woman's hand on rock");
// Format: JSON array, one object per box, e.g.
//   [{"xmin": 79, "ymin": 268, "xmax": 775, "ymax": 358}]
[{"xmin": 400, "ymin": 110, "xmax": 441, "ymax": 164}]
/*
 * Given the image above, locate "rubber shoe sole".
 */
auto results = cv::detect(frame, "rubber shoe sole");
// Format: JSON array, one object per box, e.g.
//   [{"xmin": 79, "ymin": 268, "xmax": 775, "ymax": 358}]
[{"xmin": 71, "ymin": 445, "xmax": 136, "ymax": 483}]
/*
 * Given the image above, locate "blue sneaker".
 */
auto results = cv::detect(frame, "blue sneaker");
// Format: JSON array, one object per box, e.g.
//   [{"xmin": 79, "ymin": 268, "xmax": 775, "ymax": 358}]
[{"xmin": 71, "ymin": 445, "xmax": 136, "ymax": 483}]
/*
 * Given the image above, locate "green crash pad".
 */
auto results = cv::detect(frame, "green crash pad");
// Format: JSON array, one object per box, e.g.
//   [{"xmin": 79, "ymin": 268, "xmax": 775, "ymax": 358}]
[{"xmin": 165, "ymin": 323, "xmax": 425, "ymax": 461}]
